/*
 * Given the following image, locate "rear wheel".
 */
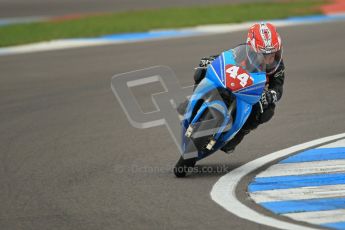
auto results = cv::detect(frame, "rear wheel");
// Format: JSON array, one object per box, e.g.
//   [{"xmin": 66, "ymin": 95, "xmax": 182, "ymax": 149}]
[{"xmin": 173, "ymin": 156, "xmax": 197, "ymax": 178}]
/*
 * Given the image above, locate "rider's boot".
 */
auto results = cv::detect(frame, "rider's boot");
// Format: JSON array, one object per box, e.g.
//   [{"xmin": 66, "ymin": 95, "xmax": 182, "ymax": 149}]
[{"xmin": 221, "ymin": 128, "xmax": 251, "ymax": 154}]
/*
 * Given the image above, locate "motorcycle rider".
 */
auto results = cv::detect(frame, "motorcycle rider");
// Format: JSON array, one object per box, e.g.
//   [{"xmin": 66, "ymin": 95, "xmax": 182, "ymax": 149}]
[{"xmin": 178, "ymin": 22, "xmax": 285, "ymax": 153}]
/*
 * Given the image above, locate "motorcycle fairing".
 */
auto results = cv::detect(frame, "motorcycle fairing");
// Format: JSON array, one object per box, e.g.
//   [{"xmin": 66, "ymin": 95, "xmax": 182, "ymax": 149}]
[{"xmin": 181, "ymin": 48, "xmax": 266, "ymax": 159}]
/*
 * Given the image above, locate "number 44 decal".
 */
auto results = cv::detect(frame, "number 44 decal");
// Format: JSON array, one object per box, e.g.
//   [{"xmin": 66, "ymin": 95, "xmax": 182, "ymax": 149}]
[{"xmin": 226, "ymin": 65, "xmax": 252, "ymax": 87}]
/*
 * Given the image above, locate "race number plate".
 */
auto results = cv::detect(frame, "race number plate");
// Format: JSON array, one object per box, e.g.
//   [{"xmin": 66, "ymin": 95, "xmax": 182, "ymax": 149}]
[{"xmin": 225, "ymin": 64, "xmax": 253, "ymax": 91}]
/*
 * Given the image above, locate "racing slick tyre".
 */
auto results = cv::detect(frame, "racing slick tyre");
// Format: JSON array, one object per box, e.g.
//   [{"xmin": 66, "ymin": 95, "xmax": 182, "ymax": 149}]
[{"xmin": 173, "ymin": 156, "xmax": 197, "ymax": 178}]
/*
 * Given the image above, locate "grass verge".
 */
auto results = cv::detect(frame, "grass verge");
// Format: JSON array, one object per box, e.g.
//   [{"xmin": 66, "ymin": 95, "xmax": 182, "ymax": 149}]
[{"xmin": 0, "ymin": 0, "xmax": 325, "ymax": 47}]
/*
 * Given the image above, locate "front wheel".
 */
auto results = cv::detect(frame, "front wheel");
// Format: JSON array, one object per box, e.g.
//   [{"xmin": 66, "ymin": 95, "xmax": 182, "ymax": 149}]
[{"xmin": 173, "ymin": 156, "xmax": 197, "ymax": 178}]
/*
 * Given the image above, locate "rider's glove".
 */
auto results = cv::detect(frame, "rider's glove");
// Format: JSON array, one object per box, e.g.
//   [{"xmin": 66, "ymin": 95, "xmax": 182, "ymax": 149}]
[
  {"xmin": 198, "ymin": 56, "xmax": 217, "ymax": 68},
  {"xmin": 260, "ymin": 90, "xmax": 278, "ymax": 108}
]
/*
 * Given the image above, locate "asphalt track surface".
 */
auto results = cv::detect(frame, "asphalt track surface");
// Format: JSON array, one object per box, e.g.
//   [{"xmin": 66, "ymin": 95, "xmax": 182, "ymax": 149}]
[
  {"xmin": 0, "ymin": 0, "xmax": 279, "ymax": 18},
  {"xmin": 1, "ymin": 21, "xmax": 345, "ymax": 230}
]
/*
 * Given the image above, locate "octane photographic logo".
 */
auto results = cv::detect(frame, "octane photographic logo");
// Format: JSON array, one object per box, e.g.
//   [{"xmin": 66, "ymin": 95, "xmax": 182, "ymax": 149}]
[{"xmin": 110, "ymin": 66, "xmax": 221, "ymax": 159}]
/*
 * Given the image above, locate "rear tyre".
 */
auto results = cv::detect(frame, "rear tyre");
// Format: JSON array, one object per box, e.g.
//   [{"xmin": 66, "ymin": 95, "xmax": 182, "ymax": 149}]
[{"xmin": 173, "ymin": 156, "xmax": 197, "ymax": 178}]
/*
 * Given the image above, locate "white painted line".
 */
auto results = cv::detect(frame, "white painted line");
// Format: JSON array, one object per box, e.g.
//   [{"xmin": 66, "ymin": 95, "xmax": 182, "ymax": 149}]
[
  {"xmin": 210, "ymin": 133, "xmax": 345, "ymax": 230},
  {"xmin": 256, "ymin": 159, "xmax": 345, "ymax": 178},
  {"xmin": 0, "ymin": 33, "xmax": 202, "ymax": 56},
  {"xmin": 318, "ymin": 138, "xmax": 345, "ymax": 148},
  {"xmin": 283, "ymin": 209, "xmax": 345, "ymax": 225},
  {"xmin": 250, "ymin": 184, "xmax": 345, "ymax": 203},
  {"xmin": 0, "ymin": 39, "xmax": 119, "ymax": 56}
]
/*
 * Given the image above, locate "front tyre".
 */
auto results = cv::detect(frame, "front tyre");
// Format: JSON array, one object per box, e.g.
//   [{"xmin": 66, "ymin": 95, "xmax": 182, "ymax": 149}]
[{"xmin": 173, "ymin": 156, "xmax": 197, "ymax": 178}]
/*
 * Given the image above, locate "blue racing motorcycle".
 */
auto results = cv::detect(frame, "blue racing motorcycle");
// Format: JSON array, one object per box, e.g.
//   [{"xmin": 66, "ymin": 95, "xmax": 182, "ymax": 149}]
[{"xmin": 174, "ymin": 44, "xmax": 267, "ymax": 177}]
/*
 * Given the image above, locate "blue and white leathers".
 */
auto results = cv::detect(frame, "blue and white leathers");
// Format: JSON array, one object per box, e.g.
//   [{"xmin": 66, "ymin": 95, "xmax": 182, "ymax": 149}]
[{"xmin": 181, "ymin": 46, "xmax": 266, "ymax": 160}]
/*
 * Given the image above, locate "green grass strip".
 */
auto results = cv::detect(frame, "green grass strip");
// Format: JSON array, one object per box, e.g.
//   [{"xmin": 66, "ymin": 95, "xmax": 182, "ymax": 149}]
[{"xmin": 0, "ymin": 0, "xmax": 324, "ymax": 47}]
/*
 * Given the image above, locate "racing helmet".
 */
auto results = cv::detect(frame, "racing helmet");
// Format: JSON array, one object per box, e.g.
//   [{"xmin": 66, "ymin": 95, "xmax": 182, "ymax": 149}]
[{"xmin": 246, "ymin": 22, "xmax": 283, "ymax": 74}]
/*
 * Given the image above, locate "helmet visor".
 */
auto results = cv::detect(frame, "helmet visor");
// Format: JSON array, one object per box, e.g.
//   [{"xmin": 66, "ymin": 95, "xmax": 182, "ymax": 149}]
[
  {"xmin": 264, "ymin": 49, "xmax": 283, "ymax": 75},
  {"xmin": 245, "ymin": 45, "xmax": 266, "ymax": 73},
  {"xmin": 245, "ymin": 45, "xmax": 283, "ymax": 74}
]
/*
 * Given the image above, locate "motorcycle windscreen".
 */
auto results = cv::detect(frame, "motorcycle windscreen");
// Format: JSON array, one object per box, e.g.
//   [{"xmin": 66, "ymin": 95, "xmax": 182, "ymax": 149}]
[
  {"xmin": 206, "ymin": 44, "xmax": 266, "ymax": 105},
  {"xmin": 223, "ymin": 46, "xmax": 267, "ymax": 105}
]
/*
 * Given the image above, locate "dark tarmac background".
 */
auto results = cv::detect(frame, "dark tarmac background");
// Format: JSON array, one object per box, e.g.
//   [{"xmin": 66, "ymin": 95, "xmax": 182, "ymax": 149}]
[{"xmin": 1, "ymin": 0, "xmax": 345, "ymax": 229}]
